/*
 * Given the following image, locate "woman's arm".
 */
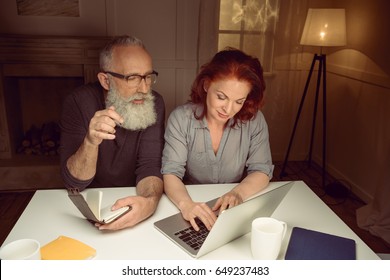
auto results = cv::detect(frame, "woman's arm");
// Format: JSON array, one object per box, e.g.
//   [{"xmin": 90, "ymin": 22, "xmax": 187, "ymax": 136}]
[
  {"xmin": 232, "ymin": 171, "xmax": 270, "ymax": 200},
  {"xmin": 163, "ymin": 174, "xmax": 192, "ymax": 209},
  {"xmin": 164, "ymin": 174, "xmax": 217, "ymax": 231},
  {"xmin": 212, "ymin": 171, "xmax": 270, "ymax": 213}
]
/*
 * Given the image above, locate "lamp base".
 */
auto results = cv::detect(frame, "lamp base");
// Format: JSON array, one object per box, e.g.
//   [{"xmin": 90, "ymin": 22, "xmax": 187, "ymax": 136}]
[{"xmin": 324, "ymin": 182, "xmax": 349, "ymax": 199}]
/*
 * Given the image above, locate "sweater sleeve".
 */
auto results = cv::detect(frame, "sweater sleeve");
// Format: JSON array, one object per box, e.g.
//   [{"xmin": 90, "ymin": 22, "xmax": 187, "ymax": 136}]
[
  {"xmin": 134, "ymin": 91, "xmax": 166, "ymax": 185},
  {"xmin": 59, "ymin": 83, "xmax": 102, "ymax": 190}
]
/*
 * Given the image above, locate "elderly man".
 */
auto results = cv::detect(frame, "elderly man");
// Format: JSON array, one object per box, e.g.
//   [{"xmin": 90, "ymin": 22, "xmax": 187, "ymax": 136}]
[{"xmin": 60, "ymin": 35, "xmax": 165, "ymax": 230}]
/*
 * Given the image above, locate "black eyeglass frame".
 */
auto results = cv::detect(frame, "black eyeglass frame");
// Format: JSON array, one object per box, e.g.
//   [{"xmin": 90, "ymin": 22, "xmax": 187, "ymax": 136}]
[{"xmin": 104, "ymin": 70, "xmax": 158, "ymax": 86}]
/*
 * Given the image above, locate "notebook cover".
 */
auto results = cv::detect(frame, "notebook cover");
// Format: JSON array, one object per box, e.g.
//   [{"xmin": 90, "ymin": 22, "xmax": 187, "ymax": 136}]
[
  {"xmin": 40, "ymin": 236, "xmax": 96, "ymax": 260},
  {"xmin": 285, "ymin": 227, "xmax": 356, "ymax": 260},
  {"xmin": 67, "ymin": 188, "xmax": 100, "ymax": 223}
]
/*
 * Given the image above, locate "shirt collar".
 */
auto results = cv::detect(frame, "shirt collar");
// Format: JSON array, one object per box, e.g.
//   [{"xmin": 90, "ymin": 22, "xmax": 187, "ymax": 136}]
[{"xmin": 191, "ymin": 104, "xmax": 235, "ymax": 129}]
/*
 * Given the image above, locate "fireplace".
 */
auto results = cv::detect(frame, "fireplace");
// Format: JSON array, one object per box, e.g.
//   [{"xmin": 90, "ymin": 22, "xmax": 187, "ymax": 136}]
[{"xmin": 0, "ymin": 35, "xmax": 109, "ymax": 191}]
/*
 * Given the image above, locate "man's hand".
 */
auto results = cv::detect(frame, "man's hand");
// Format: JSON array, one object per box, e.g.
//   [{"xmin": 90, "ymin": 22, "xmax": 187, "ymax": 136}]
[
  {"xmin": 96, "ymin": 195, "xmax": 158, "ymax": 230},
  {"xmin": 66, "ymin": 106, "xmax": 123, "ymax": 181},
  {"xmin": 86, "ymin": 106, "xmax": 124, "ymax": 146},
  {"xmin": 97, "ymin": 176, "xmax": 163, "ymax": 230}
]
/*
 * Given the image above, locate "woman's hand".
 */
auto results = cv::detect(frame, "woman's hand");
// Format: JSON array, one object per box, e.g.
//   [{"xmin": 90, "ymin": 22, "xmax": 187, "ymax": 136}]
[
  {"xmin": 179, "ymin": 201, "xmax": 217, "ymax": 231},
  {"xmin": 212, "ymin": 190, "xmax": 243, "ymax": 214}
]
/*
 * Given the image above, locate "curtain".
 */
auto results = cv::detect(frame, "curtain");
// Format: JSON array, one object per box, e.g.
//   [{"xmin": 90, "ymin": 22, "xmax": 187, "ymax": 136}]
[
  {"xmin": 197, "ymin": 0, "xmax": 220, "ymax": 68},
  {"xmin": 356, "ymin": 149, "xmax": 390, "ymax": 245}
]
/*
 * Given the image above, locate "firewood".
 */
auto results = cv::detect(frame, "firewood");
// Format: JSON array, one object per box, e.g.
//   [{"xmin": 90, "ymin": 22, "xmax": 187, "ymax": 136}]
[
  {"xmin": 41, "ymin": 122, "xmax": 60, "ymax": 144},
  {"xmin": 17, "ymin": 122, "xmax": 61, "ymax": 156}
]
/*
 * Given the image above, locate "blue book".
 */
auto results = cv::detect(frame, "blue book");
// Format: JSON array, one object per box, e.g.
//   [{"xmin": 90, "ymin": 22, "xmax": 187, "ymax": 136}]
[{"xmin": 285, "ymin": 227, "xmax": 356, "ymax": 260}]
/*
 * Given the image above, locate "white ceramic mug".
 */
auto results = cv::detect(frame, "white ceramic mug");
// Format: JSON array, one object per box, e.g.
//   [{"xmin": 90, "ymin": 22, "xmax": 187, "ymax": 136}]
[
  {"xmin": 251, "ymin": 217, "xmax": 287, "ymax": 260},
  {"xmin": 0, "ymin": 239, "xmax": 41, "ymax": 260}
]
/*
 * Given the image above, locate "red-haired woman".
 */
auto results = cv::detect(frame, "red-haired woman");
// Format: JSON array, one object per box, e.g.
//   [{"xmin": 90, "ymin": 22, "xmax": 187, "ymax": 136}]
[{"xmin": 162, "ymin": 48, "xmax": 274, "ymax": 231}]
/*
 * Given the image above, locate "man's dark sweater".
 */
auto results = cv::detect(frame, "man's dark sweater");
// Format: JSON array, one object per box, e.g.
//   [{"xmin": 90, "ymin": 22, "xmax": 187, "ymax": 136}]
[{"xmin": 59, "ymin": 82, "xmax": 165, "ymax": 190}]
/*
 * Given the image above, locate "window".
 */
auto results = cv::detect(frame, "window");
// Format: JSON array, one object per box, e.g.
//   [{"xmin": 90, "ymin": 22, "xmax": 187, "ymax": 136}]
[{"xmin": 218, "ymin": 0, "xmax": 280, "ymax": 73}]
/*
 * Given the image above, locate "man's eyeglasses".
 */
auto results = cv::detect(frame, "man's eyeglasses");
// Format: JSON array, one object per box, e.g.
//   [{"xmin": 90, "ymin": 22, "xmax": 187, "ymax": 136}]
[{"xmin": 105, "ymin": 70, "xmax": 158, "ymax": 88}]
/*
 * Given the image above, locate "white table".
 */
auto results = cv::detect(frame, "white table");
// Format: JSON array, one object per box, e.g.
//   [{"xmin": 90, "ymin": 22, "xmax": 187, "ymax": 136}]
[{"xmin": 1, "ymin": 181, "xmax": 379, "ymax": 260}]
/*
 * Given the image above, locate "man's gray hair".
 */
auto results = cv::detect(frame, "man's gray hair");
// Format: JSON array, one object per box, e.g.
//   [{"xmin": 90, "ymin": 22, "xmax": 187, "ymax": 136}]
[{"xmin": 99, "ymin": 35, "xmax": 146, "ymax": 71}]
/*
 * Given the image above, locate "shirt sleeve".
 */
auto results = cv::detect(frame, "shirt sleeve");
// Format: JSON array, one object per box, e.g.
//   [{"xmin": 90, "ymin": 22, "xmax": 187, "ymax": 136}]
[
  {"xmin": 246, "ymin": 111, "xmax": 274, "ymax": 179},
  {"xmin": 161, "ymin": 105, "xmax": 190, "ymax": 179}
]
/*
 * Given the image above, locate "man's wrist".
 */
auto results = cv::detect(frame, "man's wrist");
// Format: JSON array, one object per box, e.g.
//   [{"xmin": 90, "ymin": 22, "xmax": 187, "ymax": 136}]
[{"xmin": 84, "ymin": 135, "xmax": 100, "ymax": 148}]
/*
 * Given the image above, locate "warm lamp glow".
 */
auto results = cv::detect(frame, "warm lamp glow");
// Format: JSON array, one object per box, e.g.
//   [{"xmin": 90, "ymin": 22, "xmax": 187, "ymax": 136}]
[{"xmin": 300, "ymin": 8, "xmax": 346, "ymax": 47}]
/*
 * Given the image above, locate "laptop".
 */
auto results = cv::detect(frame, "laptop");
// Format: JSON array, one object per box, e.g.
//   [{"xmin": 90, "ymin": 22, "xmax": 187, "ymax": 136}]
[{"xmin": 154, "ymin": 181, "xmax": 293, "ymax": 258}]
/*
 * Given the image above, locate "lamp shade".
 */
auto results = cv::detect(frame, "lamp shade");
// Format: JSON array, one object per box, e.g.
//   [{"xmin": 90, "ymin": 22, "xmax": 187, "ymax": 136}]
[{"xmin": 300, "ymin": 8, "xmax": 346, "ymax": 47}]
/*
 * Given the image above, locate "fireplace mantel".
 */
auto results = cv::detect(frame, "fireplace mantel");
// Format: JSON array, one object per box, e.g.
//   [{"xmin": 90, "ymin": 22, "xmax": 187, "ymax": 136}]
[
  {"xmin": 0, "ymin": 34, "xmax": 110, "ymax": 79},
  {"xmin": 0, "ymin": 34, "xmax": 110, "ymax": 190}
]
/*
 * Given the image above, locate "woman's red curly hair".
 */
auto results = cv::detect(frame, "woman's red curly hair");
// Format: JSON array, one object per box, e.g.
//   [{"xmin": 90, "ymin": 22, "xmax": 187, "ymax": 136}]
[{"xmin": 190, "ymin": 47, "xmax": 266, "ymax": 127}]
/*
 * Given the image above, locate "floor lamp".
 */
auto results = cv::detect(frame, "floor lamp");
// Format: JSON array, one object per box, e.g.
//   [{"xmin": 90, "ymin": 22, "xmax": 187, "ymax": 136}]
[{"xmin": 280, "ymin": 9, "xmax": 347, "ymax": 193}]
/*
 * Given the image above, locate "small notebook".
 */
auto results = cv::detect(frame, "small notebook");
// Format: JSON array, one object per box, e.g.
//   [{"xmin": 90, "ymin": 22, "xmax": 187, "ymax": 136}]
[
  {"xmin": 285, "ymin": 227, "xmax": 356, "ymax": 260},
  {"xmin": 40, "ymin": 236, "xmax": 96, "ymax": 260},
  {"xmin": 67, "ymin": 188, "xmax": 131, "ymax": 224}
]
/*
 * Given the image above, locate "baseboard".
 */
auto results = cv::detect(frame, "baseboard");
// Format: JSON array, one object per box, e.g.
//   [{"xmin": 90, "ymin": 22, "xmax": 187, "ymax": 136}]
[
  {"xmin": 0, "ymin": 165, "xmax": 63, "ymax": 191},
  {"xmin": 311, "ymin": 156, "xmax": 373, "ymax": 203}
]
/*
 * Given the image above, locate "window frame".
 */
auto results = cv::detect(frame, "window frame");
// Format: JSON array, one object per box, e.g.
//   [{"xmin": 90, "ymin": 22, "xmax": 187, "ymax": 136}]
[{"xmin": 216, "ymin": 0, "xmax": 280, "ymax": 75}]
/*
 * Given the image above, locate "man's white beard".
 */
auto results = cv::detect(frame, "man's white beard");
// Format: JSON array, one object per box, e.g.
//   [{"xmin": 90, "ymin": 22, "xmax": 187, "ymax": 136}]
[{"xmin": 105, "ymin": 87, "xmax": 157, "ymax": 131}]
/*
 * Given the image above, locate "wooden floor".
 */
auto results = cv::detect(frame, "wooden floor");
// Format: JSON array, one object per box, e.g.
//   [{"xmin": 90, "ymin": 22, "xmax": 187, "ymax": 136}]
[
  {"xmin": 1, "ymin": 161, "xmax": 389, "ymax": 255},
  {"xmin": 0, "ymin": 189, "xmax": 34, "ymax": 246}
]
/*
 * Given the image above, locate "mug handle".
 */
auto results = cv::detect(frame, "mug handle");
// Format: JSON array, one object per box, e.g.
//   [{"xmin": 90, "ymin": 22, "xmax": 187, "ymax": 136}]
[{"xmin": 280, "ymin": 221, "xmax": 287, "ymax": 239}]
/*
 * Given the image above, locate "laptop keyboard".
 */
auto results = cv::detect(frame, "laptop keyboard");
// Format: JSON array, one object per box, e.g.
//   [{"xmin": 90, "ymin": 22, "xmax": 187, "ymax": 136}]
[{"xmin": 174, "ymin": 223, "xmax": 209, "ymax": 251}]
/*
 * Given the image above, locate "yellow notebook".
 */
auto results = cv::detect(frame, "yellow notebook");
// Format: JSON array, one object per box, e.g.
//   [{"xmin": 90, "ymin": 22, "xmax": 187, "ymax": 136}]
[{"xmin": 40, "ymin": 236, "xmax": 96, "ymax": 260}]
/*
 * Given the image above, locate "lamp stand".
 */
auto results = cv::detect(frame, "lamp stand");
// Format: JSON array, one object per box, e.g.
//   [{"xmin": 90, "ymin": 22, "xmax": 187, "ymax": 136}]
[{"xmin": 280, "ymin": 53, "xmax": 327, "ymax": 188}]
